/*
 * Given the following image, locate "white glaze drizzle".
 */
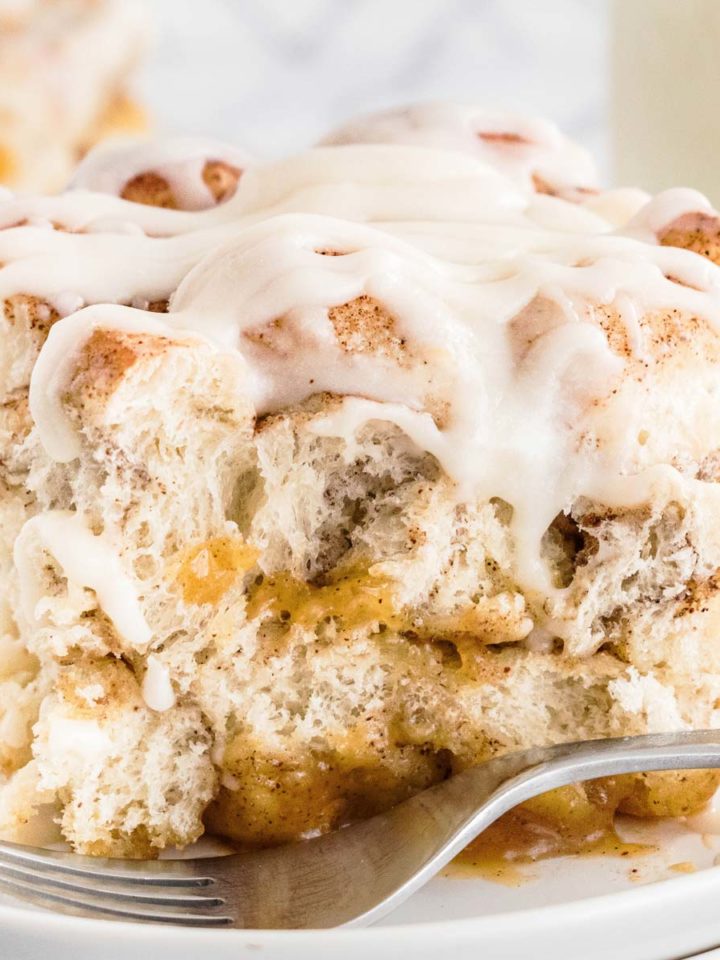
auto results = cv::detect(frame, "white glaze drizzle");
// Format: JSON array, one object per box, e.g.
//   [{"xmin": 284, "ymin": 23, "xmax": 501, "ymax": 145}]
[
  {"xmin": 141, "ymin": 656, "xmax": 176, "ymax": 712},
  {"xmin": 28, "ymin": 306, "xmax": 190, "ymax": 462},
  {"xmin": 8, "ymin": 103, "xmax": 720, "ymax": 600},
  {"xmin": 13, "ymin": 511, "xmax": 152, "ymax": 649},
  {"xmin": 71, "ymin": 136, "xmax": 253, "ymax": 211}
]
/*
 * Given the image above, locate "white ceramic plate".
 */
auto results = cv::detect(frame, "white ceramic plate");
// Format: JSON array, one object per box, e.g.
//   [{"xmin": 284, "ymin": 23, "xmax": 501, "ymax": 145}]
[{"xmin": 4, "ymin": 818, "xmax": 720, "ymax": 960}]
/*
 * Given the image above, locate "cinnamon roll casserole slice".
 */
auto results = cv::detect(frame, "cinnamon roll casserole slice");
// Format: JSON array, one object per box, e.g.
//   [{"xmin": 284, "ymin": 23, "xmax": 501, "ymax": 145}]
[
  {"xmin": 1, "ymin": 103, "xmax": 720, "ymax": 862},
  {"xmin": 0, "ymin": 0, "xmax": 148, "ymax": 192}
]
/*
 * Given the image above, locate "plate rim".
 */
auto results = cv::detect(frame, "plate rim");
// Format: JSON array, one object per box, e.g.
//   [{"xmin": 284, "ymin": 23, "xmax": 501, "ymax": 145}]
[{"xmin": 1, "ymin": 860, "xmax": 720, "ymax": 946}]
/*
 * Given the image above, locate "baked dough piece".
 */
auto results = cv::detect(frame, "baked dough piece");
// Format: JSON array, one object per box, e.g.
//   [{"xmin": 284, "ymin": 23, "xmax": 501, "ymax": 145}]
[
  {"xmin": 2, "ymin": 106, "xmax": 720, "ymax": 856},
  {"xmin": 0, "ymin": 0, "xmax": 148, "ymax": 192}
]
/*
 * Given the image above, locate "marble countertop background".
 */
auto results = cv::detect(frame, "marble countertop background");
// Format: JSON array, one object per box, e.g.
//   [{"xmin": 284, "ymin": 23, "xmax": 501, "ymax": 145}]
[{"xmin": 139, "ymin": 0, "xmax": 608, "ymax": 172}]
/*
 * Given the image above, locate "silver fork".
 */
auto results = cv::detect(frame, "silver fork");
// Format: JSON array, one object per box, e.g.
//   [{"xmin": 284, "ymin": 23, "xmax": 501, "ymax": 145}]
[{"xmin": 2, "ymin": 729, "xmax": 720, "ymax": 930}]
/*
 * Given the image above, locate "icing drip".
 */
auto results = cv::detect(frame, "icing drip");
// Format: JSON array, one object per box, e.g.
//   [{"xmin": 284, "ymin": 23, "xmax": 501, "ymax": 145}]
[
  {"xmin": 28, "ymin": 306, "xmax": 183, "ymax": 462},
  {"xmin": 13, "ymin": 511, "xmax": 152, "ymax": 650},
  {"xmin": 142, "ymin": 656, "xmax": 176, "ymax": 713}
]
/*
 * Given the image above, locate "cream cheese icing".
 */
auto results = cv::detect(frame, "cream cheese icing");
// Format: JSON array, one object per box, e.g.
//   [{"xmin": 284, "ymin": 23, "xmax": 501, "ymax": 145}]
[
  {"xmin": 13, "ymin": 511, "xmax": 152, "ymax": 650},
  {"xmin": 141, "ymin": 656, "xmax": 176, "ymax": 713},
  {"xmin": 7, "ymin": 103, "xmax": 720, "ymax": 603},
  {"xmin": 71, "ymin": 137, "xmax": 253, "ymax": 212}
]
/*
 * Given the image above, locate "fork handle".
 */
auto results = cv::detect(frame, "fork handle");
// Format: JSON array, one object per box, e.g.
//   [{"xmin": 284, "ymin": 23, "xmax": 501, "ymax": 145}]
[
  {"xmin": 216, "ymin": 730, "xmax": 720, "ymax": 929},
  {"xmin": 430, "ymin": 729, "xmax": 720, "ymax": 849},
  {"xmin": 336, "ymin": 730, "xmax": 720, "ymax": 928}
]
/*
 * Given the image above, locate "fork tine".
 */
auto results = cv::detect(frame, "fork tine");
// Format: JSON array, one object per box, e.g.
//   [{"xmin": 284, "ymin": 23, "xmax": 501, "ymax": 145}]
[
  {"xmin": 0, "ymin": 860, "xmax": 226, "ymax": 909},
  {"xmin": 0, "ymin": 874, "xmax": 234, "ymax": 927},
  {"xmin": 0, "ymin": 840, "xmax": 213, "ymax": 887}
]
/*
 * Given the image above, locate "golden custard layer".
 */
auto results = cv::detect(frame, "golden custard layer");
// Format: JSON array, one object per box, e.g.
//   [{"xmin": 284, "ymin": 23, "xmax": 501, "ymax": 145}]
[{"xmin": 180, "ymin": 538, "xmax": 720, "ymax": 857}]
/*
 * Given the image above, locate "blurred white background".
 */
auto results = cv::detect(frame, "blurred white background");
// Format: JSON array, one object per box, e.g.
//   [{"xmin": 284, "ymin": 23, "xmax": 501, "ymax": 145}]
[{"xmin": 139, "ymin": 0, "xmax": 608, "ymax": 169}]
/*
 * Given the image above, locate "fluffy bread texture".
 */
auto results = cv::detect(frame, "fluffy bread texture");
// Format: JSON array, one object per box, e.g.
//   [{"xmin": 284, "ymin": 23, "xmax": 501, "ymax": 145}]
[
  {"xmin": 2, "ymin": 122, "xmax": 720, "ymax": 857},
  {"xmin": 4, "ymin": 318, "xmax": 720, "ymax": 854}
]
